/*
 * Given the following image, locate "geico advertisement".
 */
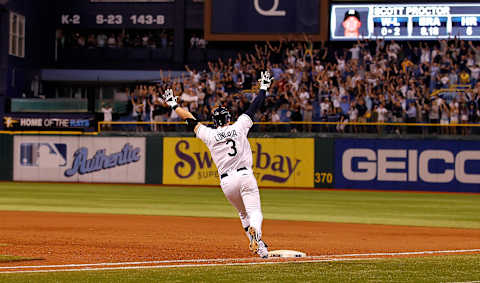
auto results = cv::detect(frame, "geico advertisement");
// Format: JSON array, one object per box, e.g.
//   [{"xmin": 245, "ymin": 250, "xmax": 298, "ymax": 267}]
[
  {"xmin": 163, "ymin": 138, "xmax": 314, "ymax": 187},
  {"xmin": 335, "ymin": 139, "xmax": 480, "ymax": 192},
  {"xmin": 14, "ymin": 136, "xmax": 145, "ymax": 183}
]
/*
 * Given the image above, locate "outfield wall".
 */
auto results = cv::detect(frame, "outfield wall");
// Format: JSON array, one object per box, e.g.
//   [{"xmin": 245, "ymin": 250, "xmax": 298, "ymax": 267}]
[
  {"xmin": 4, "ymin": 135, "xmax": 480, "ymax": 192},
  {"xmin": 162, "ymin": 137, "xmax": 314, "ymax": 187},
  {"xmin": 333, "ymin": 139, "xmax": 480, "ymax": 193},
  {"xmin": 0, "ymin": 134, "xmax": 13, "ymax": 181},
  {"xmin": 12, "ymin": 136, "xmax": 145, "ymax": 183}
]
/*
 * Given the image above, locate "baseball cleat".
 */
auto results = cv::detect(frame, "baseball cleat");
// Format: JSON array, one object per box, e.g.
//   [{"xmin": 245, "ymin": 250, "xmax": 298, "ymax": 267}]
[
  {"xmin": 257, "ymin": 240, "xmax": 269, "ymax": 259},
  {"xmin": 248, "ymin": 226, "xmax": 259, "ymax": 253}
]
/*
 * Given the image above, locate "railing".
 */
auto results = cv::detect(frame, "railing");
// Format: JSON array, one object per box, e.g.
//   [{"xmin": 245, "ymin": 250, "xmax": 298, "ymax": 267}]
[
  {"xmin": 54, "ymin": 47, "xmax": 237, "ymax": 68},
  {"xmin": 57, "ymin": 47, "xmax": 173, "ymax": 64},
  {"xmin": 10, "ymin": 99, "xmax": 129, "ymax": 114},
  {"xmin": 11, "ymin": 99, "xmax": 89, "ymax": 113},
  {"xmin": 97, "ymin": 121, "xmax": 480, "ymax": 136}
]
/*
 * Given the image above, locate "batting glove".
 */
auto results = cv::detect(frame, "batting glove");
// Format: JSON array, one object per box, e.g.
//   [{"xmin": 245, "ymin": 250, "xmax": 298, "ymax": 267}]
[
  {"xmin": 163, "ymin": 89, "xmax": 178, "ymax": 109},
  {"xmin": 258, "ymin": 71, "xmax": 273, "ymax": 91}
]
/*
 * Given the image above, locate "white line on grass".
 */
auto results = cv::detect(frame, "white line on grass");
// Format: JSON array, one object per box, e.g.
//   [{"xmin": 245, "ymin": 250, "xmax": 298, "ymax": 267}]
[
  {"xmin": 0, "ymin": 258, "xmax": 376, "ymax": 274},
  {"xmin": 310, "ymin": 249, "xmax": 480, "ymax": 258},
  {"xmin": 0, "ymin": 257, "xmax": 260, "ymax": 269},
  {"xmin": 0, "ymin": 248, "xmax": 478, "ymax": 273}
]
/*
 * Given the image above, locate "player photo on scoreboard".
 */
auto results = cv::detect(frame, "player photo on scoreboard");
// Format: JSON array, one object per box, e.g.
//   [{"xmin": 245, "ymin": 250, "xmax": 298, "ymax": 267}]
[{"xmin": 332, "ymin": 7, "xmax": 369, "ymax": 39}]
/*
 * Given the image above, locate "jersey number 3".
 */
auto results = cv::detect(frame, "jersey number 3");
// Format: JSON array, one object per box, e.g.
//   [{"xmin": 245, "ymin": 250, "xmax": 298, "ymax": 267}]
[{"xmin": 226, "ymin": 139, "xmax": 237, "ymax": 157}]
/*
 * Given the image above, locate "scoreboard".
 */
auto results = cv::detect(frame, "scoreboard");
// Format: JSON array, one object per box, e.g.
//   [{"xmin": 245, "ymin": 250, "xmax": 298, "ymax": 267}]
[
  {"xmin": 330, "ymin": 3, "xmax": 480, "ymax": 41},
  {"xmin": 55, "ymin": 0, "xmax": 175, "ymax": 29}
]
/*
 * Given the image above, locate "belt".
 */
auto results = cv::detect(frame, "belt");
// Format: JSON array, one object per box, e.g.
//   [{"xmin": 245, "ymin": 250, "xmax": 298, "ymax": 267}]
[{"xmin": 220, "ymin": 167, "xmax": 247, "ymax": 179}]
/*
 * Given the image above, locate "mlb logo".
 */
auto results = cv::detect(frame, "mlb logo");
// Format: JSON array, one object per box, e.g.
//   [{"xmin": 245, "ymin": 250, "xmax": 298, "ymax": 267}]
[{"xmin": 20, "ymin": 143, "xmax": 67, "ymax": 168}]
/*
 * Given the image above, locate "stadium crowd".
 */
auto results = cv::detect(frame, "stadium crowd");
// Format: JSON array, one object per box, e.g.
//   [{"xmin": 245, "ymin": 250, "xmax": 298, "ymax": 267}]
[
  {"xmin": 124, "ymin": 36, "xmax": 480, "ymax": 134},
  {"xmin": 57, "ymin": 29, "xmax": 173, "ymax": 49}
]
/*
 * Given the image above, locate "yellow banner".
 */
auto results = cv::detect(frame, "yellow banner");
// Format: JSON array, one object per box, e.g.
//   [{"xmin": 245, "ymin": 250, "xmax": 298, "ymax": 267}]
[{"xmin": 163, "ymin": 138, "xmax": 314, "ymax": 187}]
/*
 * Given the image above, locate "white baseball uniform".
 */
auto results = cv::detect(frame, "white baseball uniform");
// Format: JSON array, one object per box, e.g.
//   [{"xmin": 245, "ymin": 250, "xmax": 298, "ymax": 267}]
[{"xmin": 196, "ymin": 114, "xmax": 264, "ymax": 238}]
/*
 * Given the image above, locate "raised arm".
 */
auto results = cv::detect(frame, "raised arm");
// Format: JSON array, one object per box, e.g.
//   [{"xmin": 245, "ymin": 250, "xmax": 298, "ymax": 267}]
[
  {"xmin": 302, "ymin": 32, "xmax": 309, "ymax": 43},
  {"xmin": 266, "ymin": 41, "xmax": 274, "ymax": 52},
  {"xmin": 244, "ymin": 71, "xmax": 273, "ymax": 121},
  {"xmin": 162, "ymin": 89, "xmax": 202, "ymax": 133}
]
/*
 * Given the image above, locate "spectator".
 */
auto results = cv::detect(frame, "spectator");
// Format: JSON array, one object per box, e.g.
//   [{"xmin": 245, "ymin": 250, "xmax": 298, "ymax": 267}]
[
  {"xmin": 290, "ymin": 104, "xmax": 303, "ymax": 132},
  {"xmin": 375, "ymin": 103, "xmax": 387, "ymax": 134},
  {"xmin": 198, "ymin": 37, "xmax": 207, "ymax": 49},
  {"xmin": 180, "ymin": 88, "xmax": 199, "ymax": 109},
  {"xmin": 129, "ymin": 87, "xmax": 144, "ymax": 132},
  {"xmin": 190, "ymin": 35, "xmax": 199, "ymax": 48},
  {"xmin": 348, "ymin": 101, "xmax": 358, "ymax": 133},
  {"xmin": 450, "ymin": 102, "xmax": 459, "ymax": 135},
  {"xmin": 87, "ymin": 34, "xmax": 96, "ymax": 48},
  {"xmin": 356, "ymin": 98, "xmax": 368, "ymax": 132},
  {"xmin": 107, "ymin": 34, "xmax": 117, "ymax": 48},
  {"xmin": 152, "ymin": 93, "xmax": 169, "ymax": 132},
  {"xmin": 77, "ymin": 34, "xmax": 85, "ymax": 47},
  {"xmin": 427, "ymin": 100, "xmax": 440, "ymax": 134},
  {"xmin": 142, "ymin": 34, "xmax": 149, "ymax": 47},
  {"xmin": 406, "ymin": 101, "xmax": 417, "ymax": 133},
  {"xmin": 392, "ymin": 100, "xmax": 404, "ymax": 134},
  {"xmin": 97, "ymin": 32, "xmax": 107, "ymax": 47},
  {"xmin": 101, "ymin": 102, "xmax": 113, "ymax": 131},
  {"xmin": 100, "ymin": 37, "xmax": 480, "ymax": 135},
  {"xmin": 440, "ymin": 101, "xmax": 450, "ymax": 135},
  {"xmin": 160, "ymin": 31, "xmax": 168, "ymax": 48},
  {"xmin": 61, "ymin": 30, "xmax": 173, "ymax": 49},
  {"xmin": 460, "ymin": 103, "xmax": 469, "ymax": 135},
  {"xmin": 304, "ymin": 101, "xmax": 313, "ymax": 132}
]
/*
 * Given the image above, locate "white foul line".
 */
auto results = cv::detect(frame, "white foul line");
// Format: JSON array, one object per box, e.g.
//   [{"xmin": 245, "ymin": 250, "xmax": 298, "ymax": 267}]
[
  {"xmin": 0, "ymin": 258, "xmax": 375, "ymax": 274},
  {"xmin": 0, "ymin": 248, "xmax": 479, "ymax": 274},
  {"xmin": 0, "ymin": 257, "xmax": 261, "ymax": 270},
  {"xmin": 1, "ymin": 248, "xmax": 479, "ymax": 270},
  {"xmin": 310, "ymin": 249, "xmax": 480, "ymax": 258}
]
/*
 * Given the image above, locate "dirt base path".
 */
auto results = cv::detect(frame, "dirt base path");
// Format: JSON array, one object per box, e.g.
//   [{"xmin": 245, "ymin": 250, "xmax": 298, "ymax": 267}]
[{"xmin": 1, "ymin": 211, "xmax": 480, "ymax": 268}]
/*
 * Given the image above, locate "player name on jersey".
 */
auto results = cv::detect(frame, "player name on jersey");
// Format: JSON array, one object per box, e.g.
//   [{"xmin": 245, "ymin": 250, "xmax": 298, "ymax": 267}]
[{"xmin": 214, "ymin": 129, "xmax": 238, "ymax": 142}]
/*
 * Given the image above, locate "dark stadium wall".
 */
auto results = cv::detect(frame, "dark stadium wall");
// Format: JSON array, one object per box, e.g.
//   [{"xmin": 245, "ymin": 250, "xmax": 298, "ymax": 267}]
[
  {"xmin": 185, "ymin": 0, "xmax": 203, "ymax": 30},
  {"xmin": 0, "ymin": 6, "xmax": 7, "ymax": 117},
  {"xmin": 173, "ymin": 0, "xmax": 185, "ymax": 64},
  {"xmin": 0, "ymin": 134, "xmax": 12, "ymax": 181},
  {"xmin": 50, "ymin": 0, "xmax": 200, "ymax": 65},
  {"xmin": 0, "ymin": 0, "xmax": 48, "ymax": 122},
  {"xmin": 6, "ymin": 0, "xmax": 45, "ymax": 96}
]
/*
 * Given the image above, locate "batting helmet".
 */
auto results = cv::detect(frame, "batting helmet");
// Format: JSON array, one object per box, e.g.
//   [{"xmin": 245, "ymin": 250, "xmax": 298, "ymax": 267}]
[{"xmin": 212, "ymin": 107, "xmax": 231, "ymax": 128}]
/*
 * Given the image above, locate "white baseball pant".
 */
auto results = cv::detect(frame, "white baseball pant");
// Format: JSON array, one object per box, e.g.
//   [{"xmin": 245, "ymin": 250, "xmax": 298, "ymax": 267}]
[{"xmin": 220, "ymin": 168, "xmax": 264, "ymax": 239}]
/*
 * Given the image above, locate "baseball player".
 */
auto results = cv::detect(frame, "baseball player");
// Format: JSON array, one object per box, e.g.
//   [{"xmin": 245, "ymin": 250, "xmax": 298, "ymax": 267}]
[{"xmin": 162, "ymin": 71, "xmax": 273, "ymax": 258}]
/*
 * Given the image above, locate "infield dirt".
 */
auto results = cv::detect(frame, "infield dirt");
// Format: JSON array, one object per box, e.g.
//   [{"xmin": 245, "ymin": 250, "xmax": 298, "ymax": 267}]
[{"xmin": 1, "ymin": 211, "xmax": 480, "ymax": 269}]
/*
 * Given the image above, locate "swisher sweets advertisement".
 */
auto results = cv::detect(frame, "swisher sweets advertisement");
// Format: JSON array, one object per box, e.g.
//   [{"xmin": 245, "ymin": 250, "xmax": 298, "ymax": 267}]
[{"xmin": 162, "ymin": 138, "xmax": 314, "ymax": 188}]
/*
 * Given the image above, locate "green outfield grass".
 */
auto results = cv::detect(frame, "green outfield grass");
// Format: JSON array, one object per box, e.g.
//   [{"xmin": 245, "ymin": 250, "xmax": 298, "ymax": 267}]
[
  {"xmin": 0, "ymin": 182, "xmax": 479, "ymax": 228},
  {"xmin": 0, "ymin": 255, "xmax": 479, "ymax": 282},
  {"xmin": 1, "ymin": 182, "xmax": 479, "ymax": 282}
]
